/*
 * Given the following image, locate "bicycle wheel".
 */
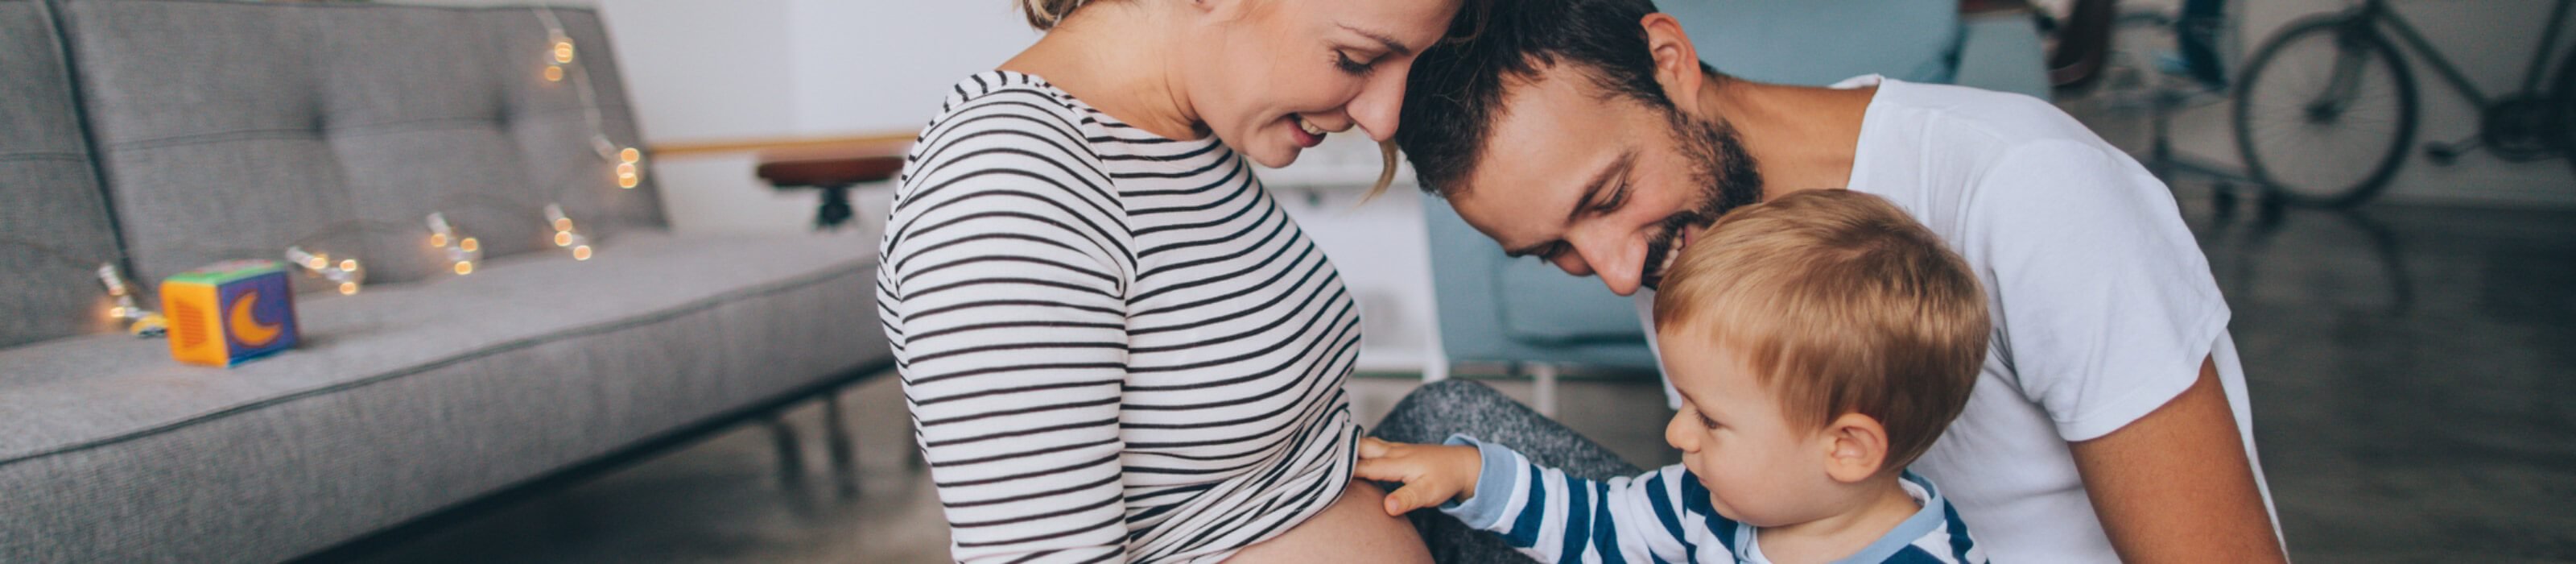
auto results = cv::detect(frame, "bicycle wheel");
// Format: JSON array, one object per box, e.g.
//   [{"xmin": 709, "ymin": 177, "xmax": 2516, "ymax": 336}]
[{"xmin": 2233, "ymin": 15, "xmax": 2419, "ymax": 208}]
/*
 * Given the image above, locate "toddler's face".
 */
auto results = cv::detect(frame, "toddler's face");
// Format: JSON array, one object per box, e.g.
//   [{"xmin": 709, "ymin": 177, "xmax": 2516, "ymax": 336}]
[{"xmin": 1657, "ymin": 336, "xmax": 1847, "ymax": 528}]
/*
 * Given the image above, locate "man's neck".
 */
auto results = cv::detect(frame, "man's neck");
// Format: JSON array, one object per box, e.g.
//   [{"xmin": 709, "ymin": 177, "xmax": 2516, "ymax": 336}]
[
  {"xmin": 1695, "ymin": 77, "xmax": 1876, "ymax": 200},
  {"xmin": 1753, "ymin": 476, "xmax": 1922, "ymax": 563},
  {"xmin": 998, "ymin": 7, "xmax": 1204, "ymax": 140}
]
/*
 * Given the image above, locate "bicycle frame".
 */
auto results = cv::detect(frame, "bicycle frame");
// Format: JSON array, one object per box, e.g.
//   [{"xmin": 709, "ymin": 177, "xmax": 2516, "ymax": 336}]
[{"xmin": 2354, "ymin": 0, "xmax": 2576, "ymax": 107}]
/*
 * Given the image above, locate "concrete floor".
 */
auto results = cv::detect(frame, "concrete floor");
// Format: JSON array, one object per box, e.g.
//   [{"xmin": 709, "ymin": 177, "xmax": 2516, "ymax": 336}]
[{"xmin": 349, "ymin": 103, "xmax": 2576, "ymax": 562}]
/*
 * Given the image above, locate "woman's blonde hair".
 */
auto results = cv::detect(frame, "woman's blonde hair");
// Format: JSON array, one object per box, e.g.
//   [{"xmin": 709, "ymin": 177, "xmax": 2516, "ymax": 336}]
[{"xmin": 1018, "ymin": 0, "xmax": 1089, "ymax": 31}]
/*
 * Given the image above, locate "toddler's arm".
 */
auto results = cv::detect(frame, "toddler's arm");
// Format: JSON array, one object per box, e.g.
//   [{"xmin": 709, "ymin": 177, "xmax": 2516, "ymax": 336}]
[{"xmin": 1358, "ymin": 435, "xmax": 1711, "ymax": 563}]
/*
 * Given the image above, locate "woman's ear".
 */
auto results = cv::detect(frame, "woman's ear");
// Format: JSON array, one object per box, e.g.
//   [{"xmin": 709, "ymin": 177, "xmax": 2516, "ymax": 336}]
[
  {"xmin": 1820, "ymin": 413, "xmax": 1890, "ymax": 483},
  {"xmin": 1637, "ymin": 13, "xmax": 1706, "ymax": 115}
]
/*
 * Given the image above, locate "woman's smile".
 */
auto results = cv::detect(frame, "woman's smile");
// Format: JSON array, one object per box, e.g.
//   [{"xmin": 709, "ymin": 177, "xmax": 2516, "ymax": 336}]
[{"xmin": 1291, "ymin": 114, "xmax": 1330, "ymax": 148}]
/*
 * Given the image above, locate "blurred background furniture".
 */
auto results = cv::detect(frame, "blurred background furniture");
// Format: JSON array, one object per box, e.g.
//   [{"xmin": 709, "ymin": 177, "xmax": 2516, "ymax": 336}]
[
  {"xmin": 2046, "ymin": 0, "xmax": 2270, "ymax": 217},
  {"xmin": 745, "ymin": 136, "xmax": 912, "ymax": 230},
  {"xmin": 0, "ymin": 1, "xmax": 893, "ymax": 561},
  {"xmin": 1419, "ymin": 0, "xmax": 2057, "ymax": 414}
]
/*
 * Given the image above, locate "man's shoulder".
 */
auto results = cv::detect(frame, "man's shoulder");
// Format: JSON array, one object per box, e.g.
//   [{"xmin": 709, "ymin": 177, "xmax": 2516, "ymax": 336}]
[{"xmin": 1873, "ymin": 79, "xmax": 2106, "ymax": 153}]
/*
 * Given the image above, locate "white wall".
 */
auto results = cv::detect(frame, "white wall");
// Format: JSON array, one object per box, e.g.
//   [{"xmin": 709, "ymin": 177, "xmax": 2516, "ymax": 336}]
[
  {"xmin": 783, "ymin": 2, "xmax": 1043, "ymax": 135},
  {"xmin": 2140, "ymin": 0, "xmax": 2576, "ymax": 207}
]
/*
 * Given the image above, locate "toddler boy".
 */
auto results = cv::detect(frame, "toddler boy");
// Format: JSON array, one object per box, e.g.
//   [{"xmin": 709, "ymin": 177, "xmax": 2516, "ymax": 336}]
[{"xmin": 1359, "ymin": 189, "xmax": 1992, "ymax": 563}]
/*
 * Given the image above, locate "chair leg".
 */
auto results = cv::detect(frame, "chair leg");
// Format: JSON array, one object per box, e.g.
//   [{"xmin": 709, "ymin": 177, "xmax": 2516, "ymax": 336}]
[
  {"xmin": 1529, "ymin": 363, "xmax": 1560, "ymax": 418},
  {"xmin": 823, "ymin": 389, "xmax": 859, "ymax": 496},
  {"xmin": 762, "ymin": 415, "xmax": 807, "ymax": 491}
]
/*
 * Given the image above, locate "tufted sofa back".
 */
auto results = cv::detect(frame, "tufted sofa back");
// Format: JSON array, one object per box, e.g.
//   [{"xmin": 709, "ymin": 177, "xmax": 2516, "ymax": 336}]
[
  {"xmin": 52, "ymin": 0, "xmax": 663, "ymax": 287},
  {"xmin": 0, "ymin": 0, "xmax": 124, "ymax": 349}
]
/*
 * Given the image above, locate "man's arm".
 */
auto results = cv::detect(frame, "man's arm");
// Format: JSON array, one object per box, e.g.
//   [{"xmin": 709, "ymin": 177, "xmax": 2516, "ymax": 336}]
[{"xmin": 2068, "ymin": 356, "xmax": 2285, "ymax": 563}]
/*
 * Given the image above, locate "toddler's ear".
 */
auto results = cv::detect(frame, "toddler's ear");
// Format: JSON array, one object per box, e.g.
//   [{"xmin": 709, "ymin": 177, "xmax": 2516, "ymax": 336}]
[{"xmin": 1820, "ymin": 413, "xmax": 1890, "ymax": 483}]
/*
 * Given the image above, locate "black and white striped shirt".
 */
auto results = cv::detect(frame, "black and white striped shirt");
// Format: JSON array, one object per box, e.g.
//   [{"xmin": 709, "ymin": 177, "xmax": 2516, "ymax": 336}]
[{"xmin": 877, "ymin": 72, "xmax": 1364, "ymax": 563}]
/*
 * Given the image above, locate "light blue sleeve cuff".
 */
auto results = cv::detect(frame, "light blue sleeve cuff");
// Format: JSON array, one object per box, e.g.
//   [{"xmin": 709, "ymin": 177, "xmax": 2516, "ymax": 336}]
[{"xmin": 1436, "ymin": 433, "xmax": 1525, "ymax": 531}]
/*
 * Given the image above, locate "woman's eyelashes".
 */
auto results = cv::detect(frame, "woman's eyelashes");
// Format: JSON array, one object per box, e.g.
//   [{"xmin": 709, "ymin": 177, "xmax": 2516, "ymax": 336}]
[{"xmin": 1335, "ymin": 51, "xmax": 1376, "ymax": 76}]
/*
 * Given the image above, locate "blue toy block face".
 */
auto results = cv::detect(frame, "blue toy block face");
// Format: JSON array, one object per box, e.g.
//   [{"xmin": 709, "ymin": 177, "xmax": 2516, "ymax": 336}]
[{"xmin": 220, "ymin": 272, "xmax": 299, "ymax": 359}]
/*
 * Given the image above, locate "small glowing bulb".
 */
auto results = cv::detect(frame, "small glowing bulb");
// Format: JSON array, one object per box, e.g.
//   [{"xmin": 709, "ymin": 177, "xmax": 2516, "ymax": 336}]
[
  {"xmin": 618, "ymin": 147, "xmax": 641, "ymax": 164},
  {"xmin": 108, "ymin": 306, "xmax": 127, "ymax": 318},
  {"xmin": 454, "ymin": 261, "xmax": 475, "ymax": 276},
  {"xmin": 430, "ymin": 234, "xmax": 448, "ymax": 247},
  {"xmin": 459, "ymin": 238, "xmax": 480, "ymax": 252},
  {"xmin": 553, "ymin": 41, "xmax": 575, "ymax": 64},
  {"xmin": 615, "ymin": 162, "xmax": 637, "ymax": 176},
  {"xmin": 572, "ymin": 245, "xmax": 593, "ymax": 261},
  {"xmin": 543, "ymin": 65, "xmax": 564, "ymax": 82},
  {"xmin": 338, "ymin": 259, "xmax": 358, "ymax": 272},
  {"xmin": 554, "ymin": 231, "xmax": 574, "ymax": 247},
  {"xmin": 554, "ymin": 218, "xmax": 574, "ymax": 231},
  {"xmin": 338, "ymin": 282, "xmax": 359, "ymax": 295},
  {"xmin": 306, "ymin": 255, "xmax": 328, "ymax": 270},
  {"xmin": 617, "ymin": 174, "xmax": 639, "ymax": 189}
]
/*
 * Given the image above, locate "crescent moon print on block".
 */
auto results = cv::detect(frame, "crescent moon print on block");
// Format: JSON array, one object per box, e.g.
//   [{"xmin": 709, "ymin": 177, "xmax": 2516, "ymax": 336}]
[{"xmin": 162, "ymin": 259, "xmax": 300, "ymax": 367}]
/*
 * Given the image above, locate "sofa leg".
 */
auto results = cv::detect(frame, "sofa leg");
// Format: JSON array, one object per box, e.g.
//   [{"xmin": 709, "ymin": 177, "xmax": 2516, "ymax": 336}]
[
  {"xmin": 762, "ymin": 415, "xmax": 807, "ymax": 491},
  {"xmin": 823, "ymin": 389, "xmax": 859, "ymax": 496}
]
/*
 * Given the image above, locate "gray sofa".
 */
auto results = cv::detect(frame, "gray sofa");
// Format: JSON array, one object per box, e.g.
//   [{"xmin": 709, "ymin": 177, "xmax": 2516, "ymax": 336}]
[{"xmin": 0, "ymin": 1, "xmax": 891, "ymax": 561}]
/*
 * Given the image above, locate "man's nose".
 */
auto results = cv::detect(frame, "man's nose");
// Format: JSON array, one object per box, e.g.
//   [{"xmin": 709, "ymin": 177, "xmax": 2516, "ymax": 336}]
[{"xmin": 1573, "ymin": 237, "xmax": 1643, "ymax": 297}]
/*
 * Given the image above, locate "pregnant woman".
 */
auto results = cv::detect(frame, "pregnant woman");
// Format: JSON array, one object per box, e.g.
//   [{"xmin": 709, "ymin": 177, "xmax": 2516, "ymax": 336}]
[{"xmin": 874, "ymin": 0, "xmax": 1468, "ymax": 561}]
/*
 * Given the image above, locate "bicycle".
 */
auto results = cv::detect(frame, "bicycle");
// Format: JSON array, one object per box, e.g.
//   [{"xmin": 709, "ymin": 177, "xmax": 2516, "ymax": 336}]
[{"xmin": 2231, "ymin": 0, "xmax": 2576, "ymax": 208}]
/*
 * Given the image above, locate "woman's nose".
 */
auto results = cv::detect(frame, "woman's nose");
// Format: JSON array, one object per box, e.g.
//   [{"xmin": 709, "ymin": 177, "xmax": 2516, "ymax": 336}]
[{"xmin": 1347, "ymin": 65, "xmax": 1408, "ymax": 142}]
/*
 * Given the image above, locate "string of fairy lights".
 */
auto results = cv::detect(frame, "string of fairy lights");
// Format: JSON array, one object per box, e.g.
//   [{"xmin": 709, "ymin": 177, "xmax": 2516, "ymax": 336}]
[
  {"xmin": 80, "ymin": 7, "xmax": 639, "ymax": 334},
  {"xmin": 275, "ymin": 7, "xmax": 631, "ymax": 292}
]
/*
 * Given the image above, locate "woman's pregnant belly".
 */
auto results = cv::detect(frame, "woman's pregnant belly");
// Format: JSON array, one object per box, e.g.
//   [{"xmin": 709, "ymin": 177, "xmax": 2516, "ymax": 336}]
[{"xmin": 1225, "ymin": 479, "xmax": 1430, "ymax": 562}]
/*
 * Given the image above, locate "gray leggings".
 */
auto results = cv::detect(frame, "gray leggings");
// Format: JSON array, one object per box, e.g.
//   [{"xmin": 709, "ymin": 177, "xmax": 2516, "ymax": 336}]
[{"xmin": 1368, "ymin": 379, "xmax": 1645, "ymax": 564}]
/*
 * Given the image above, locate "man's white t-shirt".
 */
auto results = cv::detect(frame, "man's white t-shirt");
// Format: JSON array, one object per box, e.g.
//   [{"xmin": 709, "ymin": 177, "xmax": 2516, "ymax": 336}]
[{"xmin": 1634, "ymin": 75, "xmax": 2278, "ymax": 563}]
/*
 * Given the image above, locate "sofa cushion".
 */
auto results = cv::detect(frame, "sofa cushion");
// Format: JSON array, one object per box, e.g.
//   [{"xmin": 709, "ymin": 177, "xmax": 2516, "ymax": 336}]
[
  {"xmin": 54, "ymin": 0, "xmax": 662, "ymax": 286},
  {"xmin": 0, "ymin": 0, "xmax": 125, "ymax": 349},
  {"xmin": 0, "ymin": 230, "xmax": 887, "ymax": 562}
]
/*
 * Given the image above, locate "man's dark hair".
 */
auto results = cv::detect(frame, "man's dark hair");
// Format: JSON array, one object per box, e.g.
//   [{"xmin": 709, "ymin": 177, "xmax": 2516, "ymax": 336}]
[{"xmin": 1396, "ymin": 0, "xmax": 1717, "ymax": 196}]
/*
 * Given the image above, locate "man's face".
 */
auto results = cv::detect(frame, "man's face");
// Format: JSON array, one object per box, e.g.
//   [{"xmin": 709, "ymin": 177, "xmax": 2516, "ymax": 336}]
[{"xmin": 1443, "ymin": 64, "xmax": 1761, "ymax": 297}]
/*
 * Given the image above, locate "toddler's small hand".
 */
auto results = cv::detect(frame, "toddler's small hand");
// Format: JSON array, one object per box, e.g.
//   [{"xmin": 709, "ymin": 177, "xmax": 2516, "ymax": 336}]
[{"xmin": 1354, "ymin": 437, "xmax": 1482, "ymax": 516}]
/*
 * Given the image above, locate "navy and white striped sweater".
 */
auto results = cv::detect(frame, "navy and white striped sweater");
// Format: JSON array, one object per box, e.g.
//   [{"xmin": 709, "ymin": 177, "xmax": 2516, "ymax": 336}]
[{"xmin": 1440, "ymin": 435, "xmax": 1989, "ymax": 564}]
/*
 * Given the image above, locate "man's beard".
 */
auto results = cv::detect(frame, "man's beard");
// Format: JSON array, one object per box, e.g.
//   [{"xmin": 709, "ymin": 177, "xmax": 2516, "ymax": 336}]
[{"xmin": 1638, "ymin": 111, "xmax": 1763, "ymax": 291}]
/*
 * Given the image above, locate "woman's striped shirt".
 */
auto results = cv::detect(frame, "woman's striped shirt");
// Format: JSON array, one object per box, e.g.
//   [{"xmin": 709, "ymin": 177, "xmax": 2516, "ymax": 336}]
[{"xmin": 875, "ymin": 71, "xmax": 1364, "ymax": 563}]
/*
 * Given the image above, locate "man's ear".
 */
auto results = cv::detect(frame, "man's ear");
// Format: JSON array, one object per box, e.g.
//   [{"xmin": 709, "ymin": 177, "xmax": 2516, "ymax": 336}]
[
  {"xmin": 1820, "ymin": 413, "xmax": 1891, "ymax": 483},
  {"xmin": 1638, "ymin": 13, "xmax": 1707, "ymax": 115}
]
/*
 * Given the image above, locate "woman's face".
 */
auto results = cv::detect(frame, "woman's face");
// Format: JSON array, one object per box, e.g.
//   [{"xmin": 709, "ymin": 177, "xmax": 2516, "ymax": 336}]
[{"xmin": 1180, "ymin": 0, "xmax": 1461, "ymax": 168}]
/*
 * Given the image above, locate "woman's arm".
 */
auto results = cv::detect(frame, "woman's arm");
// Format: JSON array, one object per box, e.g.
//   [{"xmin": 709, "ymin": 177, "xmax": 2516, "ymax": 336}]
[
  {"xmin": 883, "ymin": 95, "xmax": 1136, "ymax": 563},
  {"xmin": 2070, "ymin": 357, "xmax": 2285, "ymax": 563}
]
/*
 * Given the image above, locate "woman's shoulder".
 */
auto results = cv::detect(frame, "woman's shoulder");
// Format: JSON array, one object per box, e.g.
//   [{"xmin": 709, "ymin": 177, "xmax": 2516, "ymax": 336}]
[
  {"xmin": 900, "ymin": 72, "xmax": 1113, "ymax": 186},
  {"xmin": 914, "ymin": 71, "xmax": 1095, "ymax": 150},
  {"xmin": 890, "ymin": 72, "xmax": 1125, "ymax": 242}
]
